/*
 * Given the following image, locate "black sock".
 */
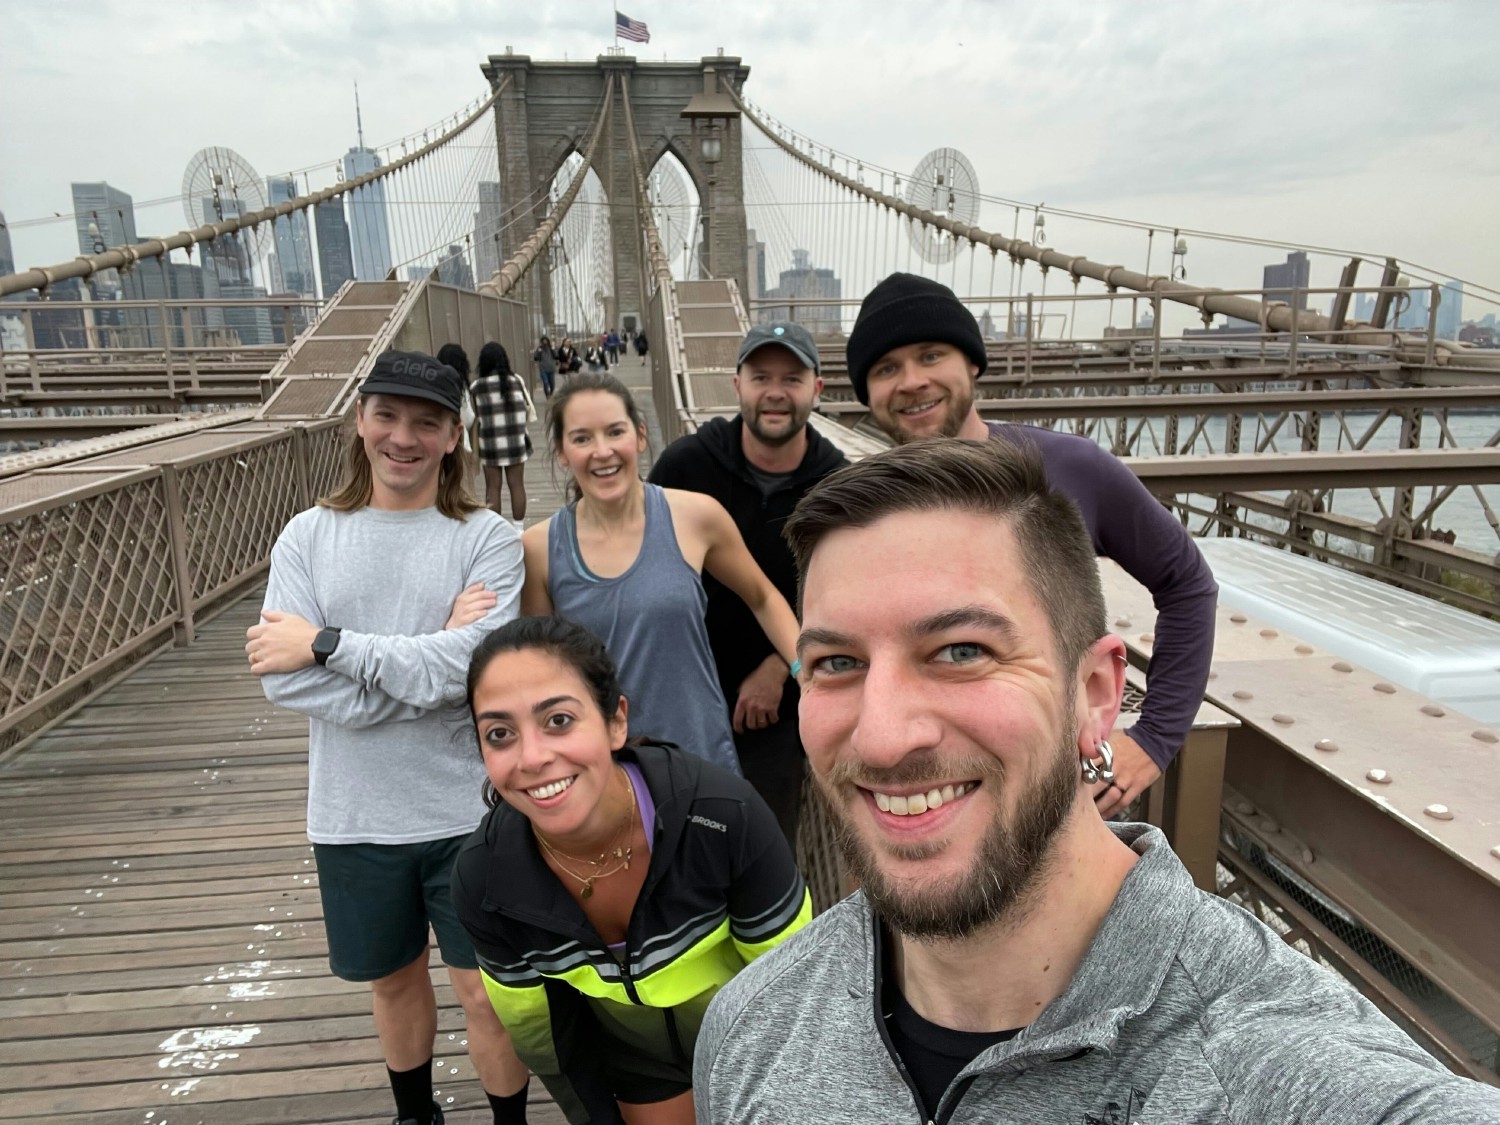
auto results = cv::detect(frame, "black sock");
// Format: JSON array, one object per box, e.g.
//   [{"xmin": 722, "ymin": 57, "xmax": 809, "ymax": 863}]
[
  {"xmin": 387, "ymin": 1058, "xmax": 434, "ymax": 1124},
  {"xmin": 487, "ymin": 1079, "xmax": 529, "ymax": 1124}
]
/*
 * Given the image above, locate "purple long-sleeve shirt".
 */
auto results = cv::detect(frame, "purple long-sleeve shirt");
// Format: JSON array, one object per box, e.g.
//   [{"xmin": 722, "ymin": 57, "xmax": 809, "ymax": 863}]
[{"xmin": 988, "ymin": 423, "xmax": 1218, "ymax": 769}]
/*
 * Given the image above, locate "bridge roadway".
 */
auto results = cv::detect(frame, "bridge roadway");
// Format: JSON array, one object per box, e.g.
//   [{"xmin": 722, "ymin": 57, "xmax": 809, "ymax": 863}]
[{"xmin": 0, "ymin": 358, "xmax": 657, "ymax": 1122}]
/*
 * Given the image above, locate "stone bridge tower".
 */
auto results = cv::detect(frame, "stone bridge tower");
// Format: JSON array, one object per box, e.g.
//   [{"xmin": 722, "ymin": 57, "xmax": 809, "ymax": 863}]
[{"xmin": 480, "ymin": 51, "xmax": 751, "ymax": 335}]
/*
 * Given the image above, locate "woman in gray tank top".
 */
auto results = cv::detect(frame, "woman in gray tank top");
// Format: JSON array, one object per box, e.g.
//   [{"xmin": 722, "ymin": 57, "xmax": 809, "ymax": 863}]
[{"xmin": 520, "ymin": 374, "xmax": 800, "ymax": 777}]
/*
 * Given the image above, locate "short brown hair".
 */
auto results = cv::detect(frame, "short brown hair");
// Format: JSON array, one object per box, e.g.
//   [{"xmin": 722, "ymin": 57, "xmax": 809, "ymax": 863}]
[{"xmin": 784, "ymin": 438, "xmax": 1106, "ymax": 677}]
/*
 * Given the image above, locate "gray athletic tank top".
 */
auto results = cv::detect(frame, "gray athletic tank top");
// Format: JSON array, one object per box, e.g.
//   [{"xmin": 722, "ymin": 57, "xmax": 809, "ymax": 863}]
[{"xmin": 548, "ymin": 484, "xmax": 741, "ymax": 775}]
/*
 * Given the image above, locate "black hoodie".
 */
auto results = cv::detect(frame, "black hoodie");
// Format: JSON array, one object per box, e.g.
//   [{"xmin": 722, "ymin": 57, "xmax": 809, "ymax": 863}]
[{"xmin": 648, "ymin": 415, "xmax": 848, "ymax": 708}]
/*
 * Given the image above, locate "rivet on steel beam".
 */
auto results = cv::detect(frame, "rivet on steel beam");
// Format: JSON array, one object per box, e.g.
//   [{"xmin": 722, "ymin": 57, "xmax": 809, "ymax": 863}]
[
  {"xmin": 1473, "ymin": 730, "xmax": 1499, "ymax": 744},
  {"xmin": 1300, "ymin": 847, "xmax": 1315, "ymax": 864},
  {"xmin": 1272, "ymin": 713, "xmax": 1295, "ymax": 725},
  {"xmin": 1423, "ymin": 804, "xmax": 1454, "ymax": 822},
  {"xmin": 1366, "ymin": 769, "xmax": 1391, "ymax": 784},
  {"xmin": 1230, "ymin": 613, "xmax": 1248, "ymax": 624},
  {"xmin": 1207, "ymin": 671, "xmax": 1218, "ymax": 681},
  {"xmin": 1261, "ymin": 817, "xmax": 1280, "ymax": 834},
  {"xmin": 1315, "ymin": 739, "xmax": 1338, "ymax": 752},
  {"xmin": 1373, "ymin": 682, "xmax": 1397, "ymax": 694},
  {"xmin": 1294, "ymin": 644, "xmax": 1314, "ymax": 655},
  {"xmin": 1139, "ymin": 633, "xmax": 1154, "ymax": 644},
  {"xmin": 1420, "ymin": 704, "xmax": 1445, "ymax": 717},
  {"xmin": 1234, "ymin": 799, "xmax": 1254, "ymax": 815},
  {"xmin": 1114, "ymin": 617, "xmax": 1131, "ymax": 628},
  {"xmin": 1491, "ymin": 845, "xmax": 1500, "ymax": 862},
  {"xmin": 1259, "ymin": 629, "xmax": 1279, "ymax": 639},
  {"xmin": 1232, "ymin": 690, "xmax": 1253, "ymax": 701},
  {"xmin": 1332, "ymin": 661, "xmax": 1353, "ymax": 672}
]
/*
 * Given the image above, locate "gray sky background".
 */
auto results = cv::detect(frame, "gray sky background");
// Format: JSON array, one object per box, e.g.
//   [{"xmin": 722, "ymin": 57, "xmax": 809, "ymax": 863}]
[{"xmin": 4, "ymin": 0, "xmax": 1498, "ymax": 311}]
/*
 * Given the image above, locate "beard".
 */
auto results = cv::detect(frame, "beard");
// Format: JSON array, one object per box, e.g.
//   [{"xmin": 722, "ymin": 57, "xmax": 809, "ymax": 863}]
[
  {"xmin": 884, "ymin": 382, "xmax": 975, "ymax": 444},
  {"xmin": 744, "ymin": 401, "xmax": 811, "ymax": 447},
  {"xmin": 815, "ymin": 724, "xmax": 1078, "ymax": 941}
]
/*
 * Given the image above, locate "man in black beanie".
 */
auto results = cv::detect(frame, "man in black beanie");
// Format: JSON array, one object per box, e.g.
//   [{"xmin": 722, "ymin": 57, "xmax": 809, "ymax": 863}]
[{"xmin": 844, "ymin": 273, "xmax": 1219, "ymax": 815}]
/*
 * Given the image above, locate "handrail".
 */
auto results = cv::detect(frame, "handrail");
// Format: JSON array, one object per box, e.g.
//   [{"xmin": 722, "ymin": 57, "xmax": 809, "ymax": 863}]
[
  {"xmin": 0, "ymin": 78, "xmax": 511, "ymax": 298},
  {"xmin": 478, "ymin": 75, "xmax": 615, "ymax": 299},
  {"xmin": 726, "ymin": 86, "xmax": 1500, "ymax": 372}
]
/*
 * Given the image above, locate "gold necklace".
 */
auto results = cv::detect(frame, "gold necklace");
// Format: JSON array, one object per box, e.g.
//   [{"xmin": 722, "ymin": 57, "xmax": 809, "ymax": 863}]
[{"xmin": 535, "ymin": 768, "xmax": 637, "ymax": 900}]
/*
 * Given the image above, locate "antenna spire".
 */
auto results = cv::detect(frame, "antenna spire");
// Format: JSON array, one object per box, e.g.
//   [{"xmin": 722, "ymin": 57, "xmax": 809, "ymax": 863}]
[{"xmin": 354, "ymin": 81, "xmax": 364, "ymax": 148}]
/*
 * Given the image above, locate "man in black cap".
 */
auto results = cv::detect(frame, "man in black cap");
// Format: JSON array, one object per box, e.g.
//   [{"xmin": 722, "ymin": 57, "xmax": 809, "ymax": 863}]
[
  {"xmin": 649, "ymin": 321, "xmax": 848, "ymax": 845},
  {"xmin": 843, "ymin": 274, "xmax": 1218, "ymax": 814},
  {"xmin": 247, "ymin": 350, "xmax": 532, "ymax": 1125}
]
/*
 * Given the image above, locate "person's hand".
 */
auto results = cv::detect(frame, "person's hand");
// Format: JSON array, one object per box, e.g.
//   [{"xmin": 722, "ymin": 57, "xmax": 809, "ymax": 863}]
[
  {"xmin": 245, "ymin": 611, "xmax": 319, "ymax": 675},
  {"xmin": 446, "ymin": 583, "xmax": 496, "ymax": 630},
  {"xmin": 732, "ymin": 655, "xmax": 788, "ymax": 734},
  {"xmin": 1091, "ymin": 729, "xmax": 1162, "ymax": 818}
]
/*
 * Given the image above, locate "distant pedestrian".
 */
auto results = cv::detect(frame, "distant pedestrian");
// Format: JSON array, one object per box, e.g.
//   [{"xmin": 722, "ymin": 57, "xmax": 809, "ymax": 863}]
[
  {"xmin": 584, "ymin": 342, "xmax": 604, "ymax": 373},
  {"xmin": 533, "ymin": 335, "xmax": 558, "ymax": 398},
  {"xmin": 555, "ymin": 338, "xmax": 579, "ymax": 383},
  {"xmin": 472, "ymin": 341, "xmax": 533, "ymax": 525},
  {"xmin": 436, "ymin": 343, "xmax": 478, "ymax": 453},
  {"xmin": 605, "ymin": 329, "xmax": 621, "ymax": 366},
  {"xmin": 633, "ymin": 331, "xmax": 648, "ymax": 362}
]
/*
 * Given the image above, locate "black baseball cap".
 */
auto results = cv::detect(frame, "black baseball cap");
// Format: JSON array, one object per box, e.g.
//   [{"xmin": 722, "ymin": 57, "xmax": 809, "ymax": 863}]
[
  {"xmin": 359, "ymin": 350, "xmax": 465, "ymax": 415},
  {"xmin": 737, "ymin": 322, "xmax": 821, "ymax": 375}
]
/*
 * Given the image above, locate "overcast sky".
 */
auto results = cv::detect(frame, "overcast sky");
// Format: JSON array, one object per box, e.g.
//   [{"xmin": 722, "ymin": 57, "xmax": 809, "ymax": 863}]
[{"xmin": 4, "ymin": 1, "xmax": 1498, "ymax": 312}]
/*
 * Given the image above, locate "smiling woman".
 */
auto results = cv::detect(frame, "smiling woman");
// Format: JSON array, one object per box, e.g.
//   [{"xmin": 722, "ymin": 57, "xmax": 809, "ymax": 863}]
[
  {"xmin": 518, "ymin": 373, "xmax": 801, "ymax": 777},
  {"xmin": 451, "ymin": 616, "xmax": 811, "ymax": 1125}
]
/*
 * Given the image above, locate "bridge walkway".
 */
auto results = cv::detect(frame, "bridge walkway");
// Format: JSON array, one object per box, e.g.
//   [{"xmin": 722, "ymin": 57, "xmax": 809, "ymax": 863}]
[{"xmin": 0, "ymin": 356, "xmax": 629, "ymax": 1123}]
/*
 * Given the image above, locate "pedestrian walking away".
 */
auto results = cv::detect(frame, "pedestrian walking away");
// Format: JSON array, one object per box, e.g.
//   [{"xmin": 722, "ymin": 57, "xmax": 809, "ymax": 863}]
[
  {"xmin": 452, "ymin": 617, "xmax": 811, "ymax": 1125},
  {"xmin": 247, "ymin": 349, "xmax": 532, "ymax": 1125},
  {"xmin": 605, "ymin": 329, "xmax": 621, "ymax": 367},
  {"xmin": 519, "ymin": 372, "xmax": 801, "ymax": 778},
  {"xmin": 533, "ymin": 335, "xmax": 558, "ymax": 398},
  {"xmin": 649, "ymin": 321, "xmax": 846, "ymax": 846},
  {"xmin": 633, "ymin": 331, "xmax": 648, "ymax": 362},
  {"xmin": 471, "ymin": 341, "xmax": 533, "ymax": 525}
]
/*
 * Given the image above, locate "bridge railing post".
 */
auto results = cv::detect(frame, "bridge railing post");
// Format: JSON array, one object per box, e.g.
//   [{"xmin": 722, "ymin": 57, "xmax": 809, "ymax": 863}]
[
  {"xmin": 158, "ymin": 464, "xmax": 198, "ymax": 647},
  {"xmin": 291, "ymin": 423, "xmax": 312, "ymax": 510}
]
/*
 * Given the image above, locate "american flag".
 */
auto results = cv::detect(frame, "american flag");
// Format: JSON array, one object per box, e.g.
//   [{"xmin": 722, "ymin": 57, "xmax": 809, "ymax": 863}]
[{"xmin": 615, "ymin": 10, "xmax": 650, "ymax": 43}]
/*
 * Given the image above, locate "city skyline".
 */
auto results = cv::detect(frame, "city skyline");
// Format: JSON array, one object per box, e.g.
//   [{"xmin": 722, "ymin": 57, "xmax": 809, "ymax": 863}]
[{"xmin": 2, "ymin": 3, "xmax": 1497, "ymax": 319}]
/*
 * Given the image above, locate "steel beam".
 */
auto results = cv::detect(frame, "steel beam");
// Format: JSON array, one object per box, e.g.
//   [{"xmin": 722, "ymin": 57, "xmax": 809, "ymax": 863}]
[{"xmin": 1125, "ymin": 447, "xmax": 1500, "ymax": 492}]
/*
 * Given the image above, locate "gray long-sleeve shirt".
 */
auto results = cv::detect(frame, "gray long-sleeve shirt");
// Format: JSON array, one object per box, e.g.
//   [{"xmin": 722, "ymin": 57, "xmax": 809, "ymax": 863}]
[
  {"xmin": 695, "ymin": 825, "xmax": 1500, "ymax": 1124},
  {"xmin": 260, "ymin": 504, "xmax": 523, "ymax": 844}
]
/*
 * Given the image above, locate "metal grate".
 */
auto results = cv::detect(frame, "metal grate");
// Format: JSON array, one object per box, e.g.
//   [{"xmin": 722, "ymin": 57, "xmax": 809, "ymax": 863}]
[
  {"xmin": 795, "ymin": 775, "xmax": 846, "ymax": 915},
  {"xmin": 681, "ymin": 306, "xmax": 743, "ymax": 333},
  {"xmin": 177, "ymin": 437, "xmax": 301, "ymax": 601},
  {"xmin": 316, "ymin": 308, "xmax": 402, "ymax": 337},
  {"xmin": 684, "ymin": 337, "xmax": 740, "ymax": 371},
  {"xmin": 344, "ymin": 281, "xmax": 408, "ymax": 305},
  {"xmin": 283, "ymin": 338, "xmax": 374, "ymax": 377},
  {"xmin": 262, "ymin": 378, "xmax": 348, "ymax": 418},
  {"xmin": 0, "ymin": 472, "xmax": 131, "ymax": 515}
]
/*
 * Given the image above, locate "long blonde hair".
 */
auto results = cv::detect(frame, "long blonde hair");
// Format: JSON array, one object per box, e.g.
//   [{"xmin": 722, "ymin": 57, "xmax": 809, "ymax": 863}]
[{"xmin": 319, "ymin": 400, "xmax": 484, "ymax": 520}]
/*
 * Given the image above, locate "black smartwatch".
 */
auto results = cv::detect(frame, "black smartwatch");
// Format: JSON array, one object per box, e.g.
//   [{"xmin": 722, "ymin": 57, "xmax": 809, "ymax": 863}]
[{"xmin": 311, "ymin": 626, "xmax": 342, "ymax": 667}]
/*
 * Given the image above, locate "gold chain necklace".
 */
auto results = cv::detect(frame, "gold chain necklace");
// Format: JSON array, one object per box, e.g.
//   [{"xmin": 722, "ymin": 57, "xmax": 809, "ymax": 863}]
[{"xmin": 535, "ymin": 767, "xmax": 637, "ymax": 900}]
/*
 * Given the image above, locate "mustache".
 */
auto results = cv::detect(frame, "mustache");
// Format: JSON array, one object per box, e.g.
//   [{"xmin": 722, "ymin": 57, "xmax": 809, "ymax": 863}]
[{"xmin": 823, "ymin": 751, "xmax": 1006, "ymax": 792}]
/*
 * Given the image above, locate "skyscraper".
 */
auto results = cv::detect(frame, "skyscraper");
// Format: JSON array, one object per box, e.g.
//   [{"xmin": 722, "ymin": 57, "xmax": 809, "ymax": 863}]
[
  {"xmin": 342, "ymin": 85, "xmax": 393, "ymax": 282},
  {"xmin": 436, "ymin": 244, "xmax": 475, "ymax": 290},
  {"xmin": 1436, "ymin": 281, "xmax": 1463, "ymax": 340},
  {"xmin": 1263, "ymin": 251, "xmax": 1310, "ymax": 310},
  {"xmin": 315, "ymin": 200, "xmax": 355, "ymax": 297},
  {"xmin": 267, "ymin": 176, "xmax": 318, "ymax": 297},
  {"xmin": 762, "ymin": 248, "xmax": 843, "ymax": 335},
  {"xmin": 474, "ymin": 182, "xmax": 504, "ymax": 284},
  {"xmin": 0, "ymin": 211, "xmax": 14, "ymax": 277}
]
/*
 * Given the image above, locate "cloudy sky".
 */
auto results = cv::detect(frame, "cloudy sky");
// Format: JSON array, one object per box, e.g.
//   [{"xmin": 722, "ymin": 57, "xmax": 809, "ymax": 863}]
[{"xmin": 4, "ymin": 1, "xmax": 1498, "ymax": 313}]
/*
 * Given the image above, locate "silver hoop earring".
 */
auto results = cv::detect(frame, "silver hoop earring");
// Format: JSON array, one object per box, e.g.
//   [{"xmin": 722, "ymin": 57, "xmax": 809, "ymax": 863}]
[{"xmin": 1082, "ymin": 740, "xmax": 1115, "ymax": 785}]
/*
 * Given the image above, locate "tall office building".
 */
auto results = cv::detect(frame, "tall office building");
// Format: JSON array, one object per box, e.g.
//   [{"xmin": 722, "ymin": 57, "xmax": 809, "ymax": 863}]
[
  {"xmin": 474, "ymin": 182, "xmax": 504, "ymax": 284},
  {"xmin": 266, "ymin": 176, "xmax": 318, "ymax": 297},
  {"xmin": 0, "ymin": 211, "xmax": 14, "ymax": 276},
  {"xmin": 314, "ymin": 200, "xmax": 355, "ymax": 297},
  {"xmin": 1263, "ymin": 251, "xmax": 1311, "ymax": 310},
  {"xmin": 762, "ymin": 248, "xmax": 843, "ymax": 335},
  {"xmin": 342, "ymin": 86, "xmax": 393, "ymax": 281},
  {"xmin": 1435, "ymin": 281, "xmax": 1463, "ymax": 340},
  {"xmin": 436, "ymin": 244, "xmax": 475, "ymax": 290},
  {"xmin": 745, "ymin": 227, "xmax": 767, "ymax": 302}
]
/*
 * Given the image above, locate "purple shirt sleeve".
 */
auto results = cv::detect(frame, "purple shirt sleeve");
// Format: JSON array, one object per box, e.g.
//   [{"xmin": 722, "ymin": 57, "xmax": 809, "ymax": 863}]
[{"xmin": 989, "ymin": 424, "xmax": 1219, "ymax": 769}]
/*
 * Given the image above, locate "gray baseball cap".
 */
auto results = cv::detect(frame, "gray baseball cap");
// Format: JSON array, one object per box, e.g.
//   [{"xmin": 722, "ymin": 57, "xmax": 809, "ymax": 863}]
[{"xmin": 737, "ymin": 321, "xmax": 821, "ymax": 374}]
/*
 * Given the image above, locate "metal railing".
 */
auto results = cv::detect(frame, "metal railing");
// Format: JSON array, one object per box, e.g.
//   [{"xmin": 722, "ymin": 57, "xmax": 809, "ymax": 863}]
[{"xmin": 0, "ymin": 419, "xmax": 343, "ymax": 753}]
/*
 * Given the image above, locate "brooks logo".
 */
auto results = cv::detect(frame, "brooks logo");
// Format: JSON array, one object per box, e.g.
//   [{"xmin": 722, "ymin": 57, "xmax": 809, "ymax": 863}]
[{"xmin": 690, "ymin": 815, "xmax": 727, "ymax": 833}]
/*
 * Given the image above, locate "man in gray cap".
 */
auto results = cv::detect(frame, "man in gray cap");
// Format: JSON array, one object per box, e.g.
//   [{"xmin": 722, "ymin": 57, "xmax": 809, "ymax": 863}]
[
  {"xmin": 649, "ymin": 322, "xmax": 848, "ymax": 845},
  {"xmin": 247, "ymin": 350, "xmax": 532, "ymax": 1125}
]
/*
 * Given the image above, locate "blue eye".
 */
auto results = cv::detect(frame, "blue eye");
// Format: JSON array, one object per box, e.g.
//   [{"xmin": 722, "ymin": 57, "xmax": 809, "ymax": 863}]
[
  {"xmin": 811, "ymin": 654, "xmax": 862, "ymax": 675},
  {"xmin": 934, "ymin": 642, "xmax": 987, "ymax": 664}
]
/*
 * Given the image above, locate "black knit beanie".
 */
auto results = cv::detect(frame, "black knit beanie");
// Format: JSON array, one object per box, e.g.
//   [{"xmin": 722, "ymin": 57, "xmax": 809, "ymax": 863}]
[{"xmin": 845, "ymin": 273, "xmax": 988, "ymax": 405}]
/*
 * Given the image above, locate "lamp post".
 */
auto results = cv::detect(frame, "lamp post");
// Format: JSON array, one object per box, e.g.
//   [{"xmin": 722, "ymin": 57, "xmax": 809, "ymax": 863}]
[{"xmin": 680, "ymin": 67, "xmax": 739, "ymax": 280}]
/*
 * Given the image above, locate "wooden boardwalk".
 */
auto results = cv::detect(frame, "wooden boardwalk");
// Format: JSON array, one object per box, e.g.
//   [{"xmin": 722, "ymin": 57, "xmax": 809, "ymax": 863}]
[{"xmin": 0, "ymin": 359, "xmax": 662, "ymax": 1124}]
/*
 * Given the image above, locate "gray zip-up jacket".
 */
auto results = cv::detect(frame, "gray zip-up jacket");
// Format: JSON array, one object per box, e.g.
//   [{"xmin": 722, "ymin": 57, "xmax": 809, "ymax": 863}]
[{"xmin": 695, "ymin": 825, "xmax": 1499, "ymax": 1124}]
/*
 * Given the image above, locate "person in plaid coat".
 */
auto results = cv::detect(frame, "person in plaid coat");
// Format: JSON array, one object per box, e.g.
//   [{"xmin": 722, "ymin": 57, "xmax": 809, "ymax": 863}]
[{"xmin": 472, "ymin": 341, "xmax": 533, "ymax": 523}]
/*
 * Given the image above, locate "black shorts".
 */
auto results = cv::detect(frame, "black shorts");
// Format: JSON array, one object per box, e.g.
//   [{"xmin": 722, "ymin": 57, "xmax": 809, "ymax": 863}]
[{"xmin": 312, "ymin": 836, "xmax": 477, "ymax": 981}]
